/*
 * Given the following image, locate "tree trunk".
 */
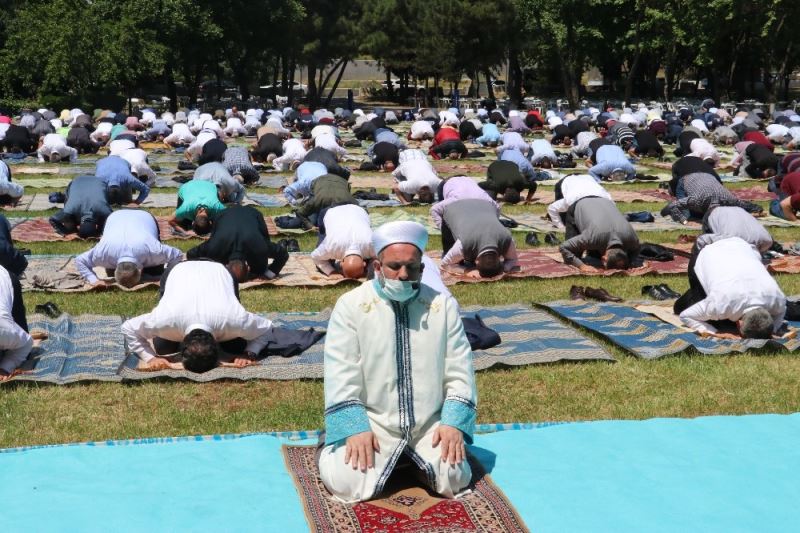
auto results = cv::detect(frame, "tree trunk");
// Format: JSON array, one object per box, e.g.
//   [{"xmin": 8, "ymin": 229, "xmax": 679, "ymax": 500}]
[
  {"xmin": 166, "ymin": 67, "xmax": 177, "ymax": 113},
  {"xmin": 325, "ymin": 58, "xmax": 348, "ymax": 108},
  {"xmin": 484, "ymin": 69, "xmax": 495, "ymax": 100},
  {"xmin": 320, "ymin": 58, "xmax": 347, "ymax": 99},
  {"xmin": 306, "ymin": 63, "xmax": 318, "ymax": 109},
  {"xmin": 508, "ymin": 50, "xmax": 523, "ymax": 107},
  {"xmin": 287, "ymin": 57, "xmax": 296, "ymax": 106},
  {"xmin": 280, "ymin": 54, "xmax": 289, "ymax": 96}
]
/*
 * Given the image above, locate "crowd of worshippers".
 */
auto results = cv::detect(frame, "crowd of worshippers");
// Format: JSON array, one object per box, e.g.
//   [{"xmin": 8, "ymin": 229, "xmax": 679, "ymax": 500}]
[{"xmin": 1, "ymin": 101, "xmax": 800, "ymax": 505}]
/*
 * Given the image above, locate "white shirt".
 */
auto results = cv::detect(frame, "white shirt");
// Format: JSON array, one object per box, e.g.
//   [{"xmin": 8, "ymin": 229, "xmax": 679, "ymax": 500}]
[
  {"xmin": 187, "ymin": 130, "xmax": 217, "ymax": 157},
  {"xmin": 225, "ymin": 117, "xmax": 244, "ymax": 130},
  {"xmin": 421, "ymin": 254, "xmax": 453, "ymax": 301},
  {"xmin": 38, "ymin": 133, "xmax": 77, "ymax": 162},
  {"xmin": 273, "ymin": 138, "xmax": 307, "ymax": 170},
  {"xmin": 314, "ymin": 133, "xmax": 346, "ymax": 158},
  {"xmin": 119, "ymin": 148, "xmax": 156, "ymax": 185},
  {"xmin": 766, "ymin": 124, "xmax": 789, "ymax": 142},
  {"xmin": 680, "ymin": 237, "xmax": 785, "ymax": 335},
  {"xmin": 547, "ymin": 116, "xmax": 563, "ymax": 127},
  {"xmin": 121, "ymin": 261, "xmax": 273, "ymax": 362},
  {"xmin": 547, "ymin": 174, "xmax": 612, "ymax": 227},
  {"xmin": 310, "ymin": 205, "xmax": 374, "ymax": 275},
  {"xmin": 0, "ymin": 161, "xmax": 24, "ymax": 199},
  {"xmin": 75, "ymin": 210, "xmax": 183, "ymax": 284},
  {"xmin": 108, "ymin": 139, "xmax": 136, "ymax": 156},
  {"xmin": 164, "ymin": 123, "xmax": 195, "ymax": 144},
  {"xmin": 141, "ymin": 111, "xmax": 157, "ymax": 125},
  {"xmin": 311, "ymin": 125, "xmax": 337, "ymax": 140},
  {"xmin": 393, "ymin": 160, "xmax": 441, "ymax": 195},
  {"xmin": 0, "ymin": 266, "xmax": 33, "ymax": 374},
  {"xmin": 398, "ymin": 149, "xmax": 428, "ymax": 164},
  {"xmin": 409, "ymin": 120, "xmax": 434, "ymax": 139},
  {"xmin": 688, "ymin": 138, "xmax": 720, "ymax": 163},
  {"xmin": 690, "ymin": 119, "xmax": 709, "ymax": 133}
]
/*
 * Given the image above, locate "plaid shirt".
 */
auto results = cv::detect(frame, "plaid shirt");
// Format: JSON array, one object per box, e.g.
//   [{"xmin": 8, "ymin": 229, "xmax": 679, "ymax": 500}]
[
  {"xmin": 223, "ymin": 147, "xmax": 260, "ymax": 184},
  {"xmin": 668, "ymin": 173, "xmax": 757, "ymax": 223}
]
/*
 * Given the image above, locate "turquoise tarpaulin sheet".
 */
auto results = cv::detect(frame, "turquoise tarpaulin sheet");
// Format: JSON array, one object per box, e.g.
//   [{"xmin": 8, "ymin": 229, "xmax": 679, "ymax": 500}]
[{"xmin": 2, "ymin": 414, "xmax": 800, "ymax": 532}]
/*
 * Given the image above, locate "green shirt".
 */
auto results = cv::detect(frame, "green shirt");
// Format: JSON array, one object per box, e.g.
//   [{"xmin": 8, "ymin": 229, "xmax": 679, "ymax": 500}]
[{"xmin": 175, "ymin": 180, "xmax": 225, "ymax": 221}]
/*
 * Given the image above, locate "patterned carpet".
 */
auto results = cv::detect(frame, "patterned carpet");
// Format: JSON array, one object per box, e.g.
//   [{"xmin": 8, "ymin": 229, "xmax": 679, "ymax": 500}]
[{"xmin": 541, "ymin": 300, "xmax": 800, "ymax": 359}]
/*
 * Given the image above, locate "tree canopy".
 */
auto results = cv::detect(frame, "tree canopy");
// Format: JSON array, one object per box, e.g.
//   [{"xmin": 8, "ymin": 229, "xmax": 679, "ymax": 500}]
[{"xmin": 0, "ymin": 0, "xmax": 797, "ymax": 109}]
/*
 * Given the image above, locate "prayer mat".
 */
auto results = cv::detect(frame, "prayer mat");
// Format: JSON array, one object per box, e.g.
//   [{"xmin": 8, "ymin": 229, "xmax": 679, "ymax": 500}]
[
  {"xmin": 10, "ymin": 216, "xmax": 200, "ymax": 242},
  {"xmin": 11, "ymin": 314, "xmax": 125, "ymax": 384},
  {"xmin": 14, "ymin": 178, "xmax": 72, "ymax": 189},
  {"xmin": 19, "ymin": 254, "xmax": 362, "ymax": 292},
  {"xmin": 283, "ymin": 445, "xmax": 528, "ymax": 533},
  {"xmin": 768, "ymin": 255, "xmax": 800, "ymax": 275},
  {"xmin": 541, "ymin": 300, "xmax": 800, "ymax": 359},
  {"xmin": 8, "ymin": 165, "xmax": 60, "ymax": 175},
  {"xmin": 640, "ymin": 185, "xmax": 778, "ymax": 202},
  {"xmin": 1, "ymin": 193, "xmax": 56, "ymax": 212},
  {"xmin": 245, "ymin": 192, "xmax": 289, "ymax": 207},
  {"xmin": 526, "ymin": 189, "xmax": 661, "ymax": 205}
]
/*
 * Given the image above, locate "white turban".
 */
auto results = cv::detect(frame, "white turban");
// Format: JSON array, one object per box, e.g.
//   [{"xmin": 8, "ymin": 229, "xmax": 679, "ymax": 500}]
[{"xmin": 372, "ymin": 221, "xmax": 428, "ymax": 255}]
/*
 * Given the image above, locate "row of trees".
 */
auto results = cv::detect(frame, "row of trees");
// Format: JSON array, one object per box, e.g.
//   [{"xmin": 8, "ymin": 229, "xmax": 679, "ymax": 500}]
[{"xmin": 0, "ymin": 0, "xmax": 798, "ymax": 110}]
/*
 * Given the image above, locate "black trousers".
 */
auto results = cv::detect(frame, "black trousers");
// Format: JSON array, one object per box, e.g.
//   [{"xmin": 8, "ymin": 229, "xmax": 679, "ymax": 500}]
[
  {"xmin": 673, "ymin": 243, "xmax": 706, "ymax": 315},
  {"xmin": 10, "ymin": 272, "xmax": 27, "ymax": 332},
  {"xmin": 441, "ymin": 220, "xmax": 456, "ymax": 256}
]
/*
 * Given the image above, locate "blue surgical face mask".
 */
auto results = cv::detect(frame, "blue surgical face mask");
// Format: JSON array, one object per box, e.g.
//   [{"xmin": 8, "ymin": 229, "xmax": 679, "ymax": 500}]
[{"xmin": 378, "ymin": 270, "xmax": 418, "ymax": 302}]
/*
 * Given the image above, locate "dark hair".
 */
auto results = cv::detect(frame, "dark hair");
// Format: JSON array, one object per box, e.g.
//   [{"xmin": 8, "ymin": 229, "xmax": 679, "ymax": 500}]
[
  {"xmin": 605, "ymin": 247, "xmax": 630, "ymax": 270},
  {"xmin": 181, "ymin": 330, "xmax": 219, "ymax": 373},
  {"xmin": 476, "ymin": 251, "xmax": 502, "ymax": 278},
  {"xmin": 78, "ymin": 219, "xmax": 98, "ymax": 239},
  {"xmin": 227, "ymin": 259, "xmax": 249, "ymax": 283},
  {"xmin": 417, "ymin": 187, "xmax": 434, "ymax": 204},
  {"xmin": 502, "ymin": 188, "xmax": 521, "ymax": 204},
  {"xmin": 107, "ymin": 185, "xmax": 124, "ymax": 205},
  {"xmin": 192, "ymin": 212, "xmax": 211, "ymax": 235}
]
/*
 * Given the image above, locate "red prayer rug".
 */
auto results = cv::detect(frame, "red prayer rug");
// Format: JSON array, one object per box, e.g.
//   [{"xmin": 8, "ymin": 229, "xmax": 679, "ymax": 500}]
[
  {"xmin": 283, "ymin": 445, "xmax": 528, "ymax": 533},
  {"xmin": 11, "ymin": 216, "xmax": 199, "ymax": 242}
]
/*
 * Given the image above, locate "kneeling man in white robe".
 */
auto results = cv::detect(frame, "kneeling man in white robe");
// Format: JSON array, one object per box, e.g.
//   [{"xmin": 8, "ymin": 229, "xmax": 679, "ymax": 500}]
[{"xmin": 319, "ymin": 220, "xmax": 477, "ymax": 503}]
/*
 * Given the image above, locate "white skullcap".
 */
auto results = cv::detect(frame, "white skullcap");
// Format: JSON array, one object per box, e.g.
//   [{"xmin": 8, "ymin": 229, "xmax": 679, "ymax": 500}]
[
  {"xmin": 50, "ymin": 118, "xmax": 62, "ymax": 129},
  {"xmin": 709, "ymin": 107, "xmax": 718, "ymax": 114},
  {"xmin": 732, "ymin": 116, "xmax": 744, "ymax": 125},
  {"xmin": 790, "ymin": 115, "xmax": 800, "ymax": 122},
  {"xmin": 509, "ymin": 110, "xmax": 519, "ymax": 117},
  {"xmin": 372, "ymin": 221, "xmax": 428, "ymax": 255}
]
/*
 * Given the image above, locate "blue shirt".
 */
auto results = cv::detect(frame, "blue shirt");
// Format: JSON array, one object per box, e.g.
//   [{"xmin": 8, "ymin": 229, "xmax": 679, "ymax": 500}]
[
  {"xmin": 95, "ymin": 156, "xmax": 149, "ymax": 203},
  {"xmin": 500, "ymin": 149, "xmax": 536, "ymax": 181},
  {"xmin": 283, "ymin": 161, "xmax": 328, "ymax": 204},
  {"xmin": 476, "ymin": 123, "xmax": 501, "ymax": 145},
  {"xmin": 589, "ymin": 145, "xmax": 636, "ymax": 181}
]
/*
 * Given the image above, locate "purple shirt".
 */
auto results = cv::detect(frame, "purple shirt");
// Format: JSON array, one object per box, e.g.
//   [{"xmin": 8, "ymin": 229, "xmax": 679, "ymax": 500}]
[{"xmin": 430, "ymin": 176, "xmax": 499, "ymax": 228}]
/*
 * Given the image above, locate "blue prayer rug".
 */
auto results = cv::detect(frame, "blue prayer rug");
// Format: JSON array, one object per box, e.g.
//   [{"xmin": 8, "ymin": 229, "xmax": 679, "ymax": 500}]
[{"xmin": 541, "ymin": 300, "xmax": 800, "ymax": 359}]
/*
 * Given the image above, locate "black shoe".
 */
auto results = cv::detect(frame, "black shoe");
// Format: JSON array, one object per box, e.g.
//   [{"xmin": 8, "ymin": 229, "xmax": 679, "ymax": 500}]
[
  {"xmin": 525, "ymin": 232, "xmax": 540, "ymax": 246},
  {"xmin": 286, "ymin": 238, "xmax": 300, "ymax": 252},
  {"xmin": 569, "ymin": 285, "xmax": 585, "ymax": 300},
  {"xmin": 35, "ymin": 302, "xmax": 62, "ymax": 318},
  {"xmin": 641, "ymin": 285, "xmax": 669, "ymax": 301},
  {"xmin": 544, "ymin": 232, "xmax": 560, "ymax": 245},
  {"xmin": 659, "ymin": 205, "xmax": 671, "ymax": 217},
  {"xmin": 276, "ymin": 238, "xmax": 289, "ymax": 249},
  {"xmin": 656, "ymin": 284, "xmax": 681, "ymax": 299},
  {"xmin": 17, "ymin": 248, "xmax": 31, "ymax": 256}
]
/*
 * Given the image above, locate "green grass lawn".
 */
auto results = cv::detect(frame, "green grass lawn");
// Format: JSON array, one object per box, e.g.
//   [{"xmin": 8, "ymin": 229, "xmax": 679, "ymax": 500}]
[{"xmin": 1, "ymin": 179, "xmax": 797, "ymax": 449}]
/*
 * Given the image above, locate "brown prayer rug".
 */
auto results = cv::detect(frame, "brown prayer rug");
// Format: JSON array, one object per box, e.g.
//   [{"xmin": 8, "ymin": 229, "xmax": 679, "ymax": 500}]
[{"xmin": 283, "ymin": 445, "xmax": 528, "ymax": 533}]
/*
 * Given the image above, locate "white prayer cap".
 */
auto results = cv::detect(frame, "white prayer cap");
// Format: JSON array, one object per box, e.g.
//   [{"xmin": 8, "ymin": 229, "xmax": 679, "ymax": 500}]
[
  {"xmin": 477, "ymin": 108, "xmax": 488, "ymax": 117},
  {"xmin": 732, "ymin": 116, "xmax": 744, "ymax": 125},
  {"xmin": 50, "ymin": 118, "xmax": 62, "ymax": 129},
  {"xmin": 709, "ymin": 107, "xmax": 718, "ymax": 114},
  {"xmin": 509, "ymin": 110, "xmax": 519, "ymax": 117},
  {"xmin": 353, "ymin": 108, "xmax": 365, "ymax": 116},
  {"xmin": 372, "ymin": 221, "xmax": 429, "ymax": 255},
  {"xmin": 545, "ymin": 110, "xmax": 555, "ymax": 119}
]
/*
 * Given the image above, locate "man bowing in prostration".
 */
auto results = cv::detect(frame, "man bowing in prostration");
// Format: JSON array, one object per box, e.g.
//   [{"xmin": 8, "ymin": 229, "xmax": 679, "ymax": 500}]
[{"xmin": 318, "ymin": 221, "xmax": 477, "ymax": 503}]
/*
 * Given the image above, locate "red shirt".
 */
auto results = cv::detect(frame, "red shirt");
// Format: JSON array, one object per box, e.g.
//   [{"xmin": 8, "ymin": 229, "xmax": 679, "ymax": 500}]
[
  {"xmin": 743, "ymin": 131, "xmax": 774, "ymax": 151},
  {"xmin": 780, "ymin": 171, "xmax": 800, "ymax": 195},
  {"xmin": 432, "ymin": 126, "xmax": 460, "ymax": 147}
]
